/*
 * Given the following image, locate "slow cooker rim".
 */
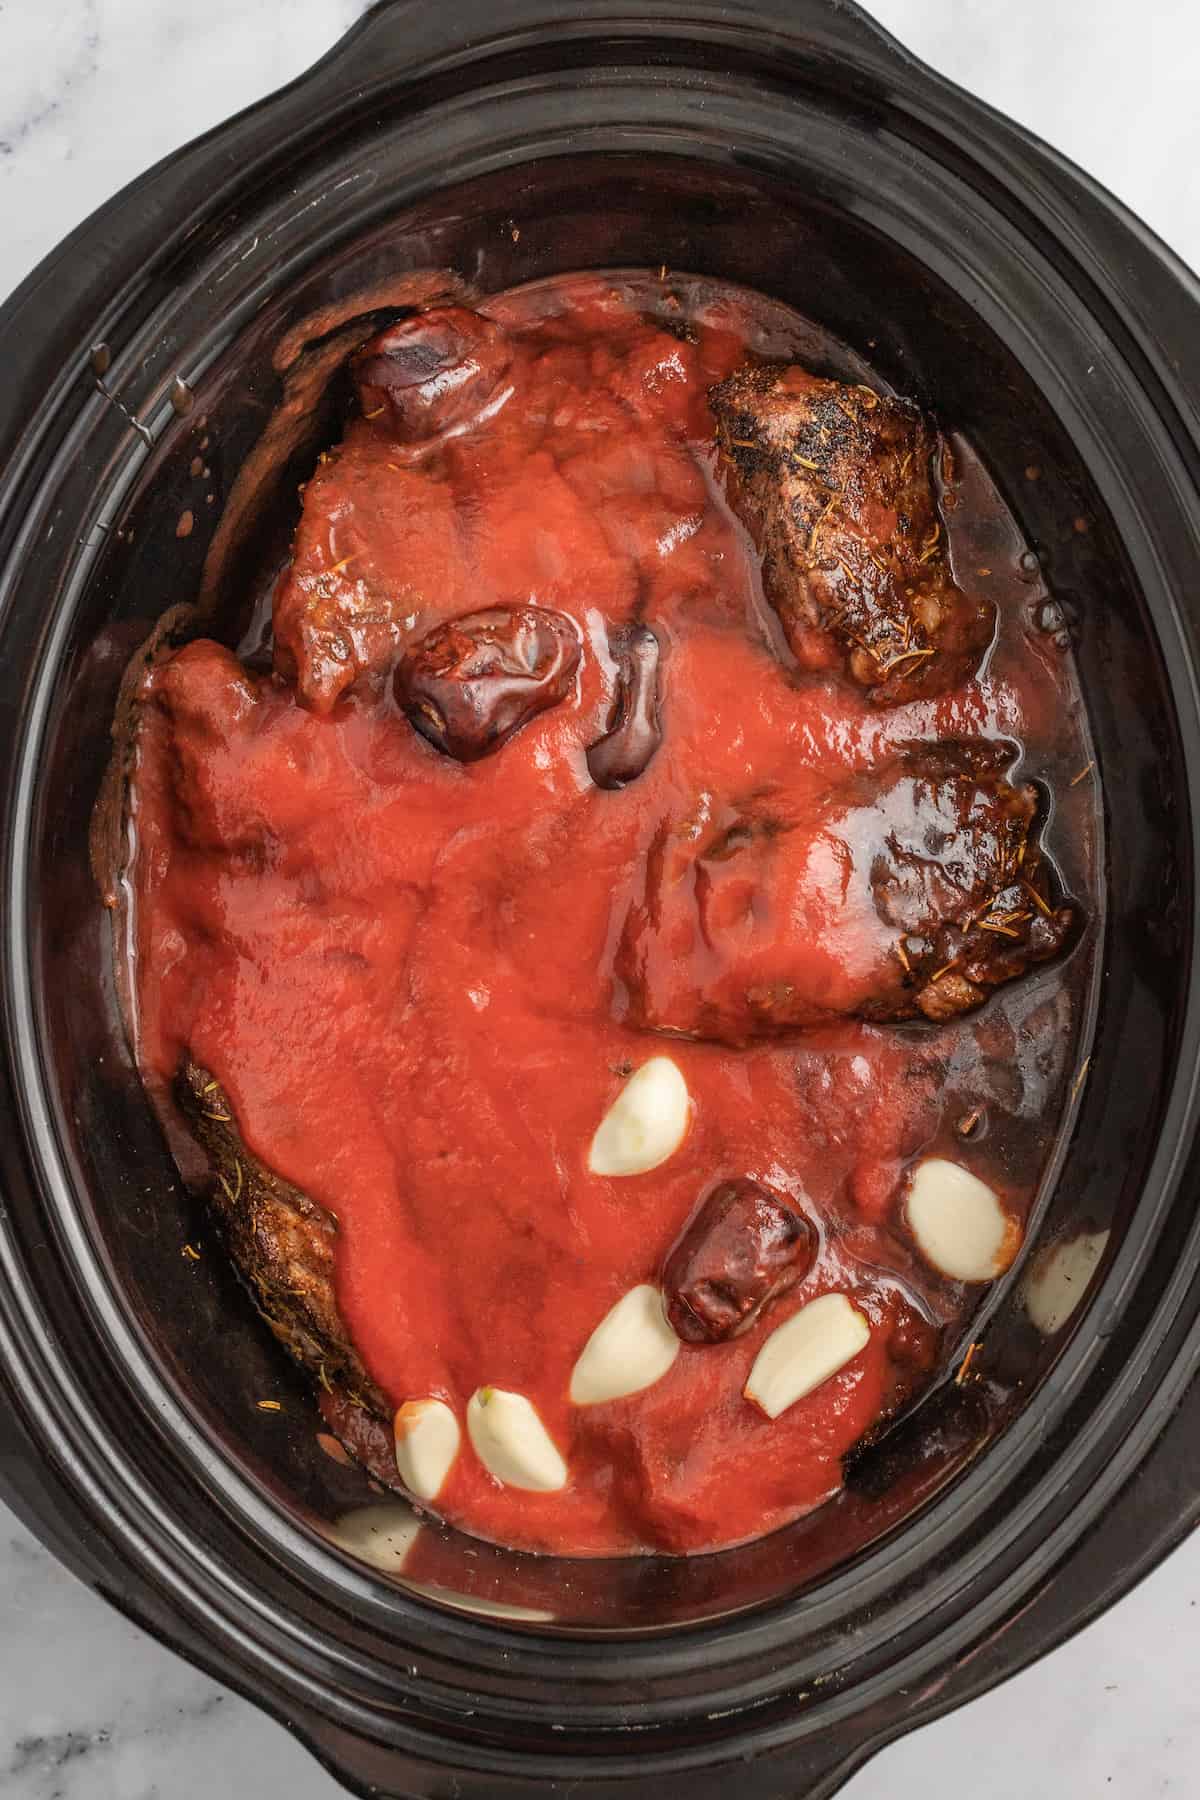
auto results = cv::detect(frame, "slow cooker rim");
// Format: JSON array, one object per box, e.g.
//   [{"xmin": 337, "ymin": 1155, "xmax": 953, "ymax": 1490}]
[{"xmin": 0, "ymin": 126, "xmax": 1185, "ymax": 1662}]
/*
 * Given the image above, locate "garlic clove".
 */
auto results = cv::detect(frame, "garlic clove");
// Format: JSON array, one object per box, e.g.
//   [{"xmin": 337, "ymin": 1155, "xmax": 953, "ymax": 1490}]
[
  {"xmin": 1022, "ymin": 1229, "xmax": 1110, "ymax": 1335},
  {"xmin": 569, "ymin": 1284, "xmax": 681, "ymax": 1405},
  {"xmin": 467, "ymin": 1387, "xmax": 568, "ymax": 1491},
  {"xmin": 394, "ymin": 1398, "xmax": 461, "ymax": 1501},
  {"xmin": 588, "ymin": 1055, "xmax": 691, "ymax": 1177},
  {"xmin": 744, "ymin": 1292, "xmax": 870, "ymax": 1420},
  {"xmin": 327, "ymin": 1504, "xmax": 422, "ymax": 1572},
  {"xmin": 905, "ymin": 1157, "xmax": 1020, "ymax": 1283}
]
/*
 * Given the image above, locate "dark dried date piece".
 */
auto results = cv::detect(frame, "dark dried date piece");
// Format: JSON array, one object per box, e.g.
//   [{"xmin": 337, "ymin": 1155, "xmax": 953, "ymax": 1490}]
[
  {"xmin": 397, "ymin": 605, "xmax": 580, "ymax": 761},
  {"xmin": 663, "ymin": 1178, "xmax": 816, "ymax": 1344},
  {"xmin": 352, "ymin": 306, "xmax": 512, "ymax": 441},
  {"xmin": 586, "ymin": 624, "xmax": 662, "ymax": 789}
]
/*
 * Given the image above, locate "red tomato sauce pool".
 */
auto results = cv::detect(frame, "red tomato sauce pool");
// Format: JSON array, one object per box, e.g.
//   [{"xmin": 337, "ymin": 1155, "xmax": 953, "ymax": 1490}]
[{"xmin": 128, "ymin": 272, "xmax": 1095, "ymax": 1555}]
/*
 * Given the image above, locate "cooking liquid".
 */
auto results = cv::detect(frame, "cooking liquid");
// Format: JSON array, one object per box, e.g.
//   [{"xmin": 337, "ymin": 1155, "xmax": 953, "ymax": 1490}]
[{"xmin": 127, "ymin": 272, "xmax": 1095, "ymax": 1555}]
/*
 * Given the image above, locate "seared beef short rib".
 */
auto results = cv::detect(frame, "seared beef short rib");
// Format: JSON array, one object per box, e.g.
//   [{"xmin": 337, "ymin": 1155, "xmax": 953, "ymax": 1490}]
[
  {"xmin": 619, "ymin": 742, "xmax": 1074, "ymax": 1043},
  {"xmin": 177, "ymin": 1061, "xmax": 390, "ymax": 1423},
  {"xmin": 709, "ymin": 362, "xmax": 994, "ymax": 703}
]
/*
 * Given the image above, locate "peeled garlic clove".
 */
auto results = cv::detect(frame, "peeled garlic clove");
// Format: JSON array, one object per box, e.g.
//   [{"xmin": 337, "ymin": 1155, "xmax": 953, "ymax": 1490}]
[
  {"xmin": 744, "ymin": 1292, "xmax": 870, "ymax": 1420},
  {"xmin": 394, "ymin": 1398, "xmax": 461, "ymax": 1501},
  {"xmin": 1022, "ymin": 1229, "xmax": 1109, "ymax": 1335},
  {"xmin": 467, "ymin": 1387, "xmax": 568, "ymax": 1491},
  {"xmin": 588, "ymin": 1056, "xmax": 691, "ymax": 1177},
  {"xmin": 326, "ymin": 1504, "xmax": 422, "ymax": 1572},
  {"xmin": 905, "ymin": 1158, "xmax": 1019, "ymax": 1283},
  {"xmin": 569, "ymin": 1284, "xmax": 681, "ymax": 1405}
]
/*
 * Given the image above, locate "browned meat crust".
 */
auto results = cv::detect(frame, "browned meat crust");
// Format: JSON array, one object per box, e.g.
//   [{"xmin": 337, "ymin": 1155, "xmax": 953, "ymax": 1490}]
[
  {"xmin": 319, "ymin": 1388, "xmax": 399, "ymax": 1490},
  {"xmin": 708, "ymin": 362, "xmax": 995, "ymax": 703},
  {"xmin": 618, "ymin": 742, "xmax": 1075, "ymax": 1044},
  {"xmin": 271, "ymin": 442, "xmax": 468, "ymax": 714},
  {"xmin": 873, "ymin": 743, "xmax": 1076, "ymax": 1022},
  {"xmin": 176, "ymin": 1061, "xmax": 390, "ymax": 1421}
]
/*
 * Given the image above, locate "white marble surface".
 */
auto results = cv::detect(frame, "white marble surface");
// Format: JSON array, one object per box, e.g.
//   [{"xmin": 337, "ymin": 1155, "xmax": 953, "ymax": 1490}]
[{"xmin": 0, "ymin": 2, "xmax": 1197, "ymax": 1796}]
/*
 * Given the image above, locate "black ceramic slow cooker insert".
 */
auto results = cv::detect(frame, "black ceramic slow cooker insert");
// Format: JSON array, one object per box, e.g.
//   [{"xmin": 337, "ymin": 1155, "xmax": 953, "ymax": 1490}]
[{"xmin": 1, "ymin": 3, "xmax": 1199, "ymax": 1796}]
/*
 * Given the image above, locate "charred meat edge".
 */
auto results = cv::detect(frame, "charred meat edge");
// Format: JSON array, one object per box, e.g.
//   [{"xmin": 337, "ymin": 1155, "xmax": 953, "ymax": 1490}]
[{"xmin": 177, "ymin": 1060, "xmax": 390, "ymax": 1424}]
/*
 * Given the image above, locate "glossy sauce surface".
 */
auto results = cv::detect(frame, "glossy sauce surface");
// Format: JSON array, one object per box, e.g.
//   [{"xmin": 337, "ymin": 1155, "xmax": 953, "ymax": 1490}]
[{"xmin": 130, "ymin": 274, "xmax": 1094, "ymax": 1555}]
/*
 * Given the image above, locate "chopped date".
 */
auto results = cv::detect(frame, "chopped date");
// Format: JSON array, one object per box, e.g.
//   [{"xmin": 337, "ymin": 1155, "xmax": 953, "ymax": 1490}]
[
  {"xmin": 586, "ymin": 624, "xmax": 662, "ymax": 789},
  {"xmin": 397, "ymin": 605, "xmax": 581, "ymax": 761},
  {"xmin": 351, "ymin": 306, "xmax": 512, "ymax": 441},
  {"xmin": 663, "ymin": 1178, "xmax": 816, "ymax": 1344}
]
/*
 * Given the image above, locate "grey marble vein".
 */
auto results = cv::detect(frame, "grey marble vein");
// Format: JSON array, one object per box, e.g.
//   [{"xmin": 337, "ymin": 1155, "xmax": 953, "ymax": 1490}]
[
  {"xmin": 0, "ymin": 2, "xmax": 1196, "ymax": 1796},
  {"xmin": 0, "ymin": 1515, "xmax": 331, "ymax": 1799}
]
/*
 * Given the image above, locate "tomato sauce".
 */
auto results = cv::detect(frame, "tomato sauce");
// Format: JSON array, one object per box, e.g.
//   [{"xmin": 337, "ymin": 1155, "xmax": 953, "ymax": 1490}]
[{"xmin": 127, "ymin": 273, "xmax": 1094, "ymax": 1556}]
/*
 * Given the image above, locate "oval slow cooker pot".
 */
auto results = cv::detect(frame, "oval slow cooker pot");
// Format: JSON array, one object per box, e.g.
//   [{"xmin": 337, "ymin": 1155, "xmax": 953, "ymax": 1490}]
[{"xmin": 2, "ymin": 2, "xmax": 1200, "ymax": 1795}]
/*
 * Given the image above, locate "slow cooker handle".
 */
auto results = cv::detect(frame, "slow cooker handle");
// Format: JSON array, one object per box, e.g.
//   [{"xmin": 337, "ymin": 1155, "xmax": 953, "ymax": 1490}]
[
  {"xmin": 282, "ymin": 1713, "xmax": 874, "ymax": 1800},
  {"xmin": 303, "ymin": 0, "xmax": 909, "ymax": 98}
]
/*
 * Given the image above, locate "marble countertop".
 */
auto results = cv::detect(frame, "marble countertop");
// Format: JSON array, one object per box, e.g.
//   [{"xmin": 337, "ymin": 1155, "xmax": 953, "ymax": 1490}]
[{"xmin": 1, "ymin": 3, "xmax": 1196, "ymax": 1796}]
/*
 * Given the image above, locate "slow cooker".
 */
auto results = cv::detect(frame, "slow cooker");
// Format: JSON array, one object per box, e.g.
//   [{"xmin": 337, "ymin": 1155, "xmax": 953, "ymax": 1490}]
[{"xmin": 1, "ymin": 2, "xmax": 1199, "ymax": 1795}]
